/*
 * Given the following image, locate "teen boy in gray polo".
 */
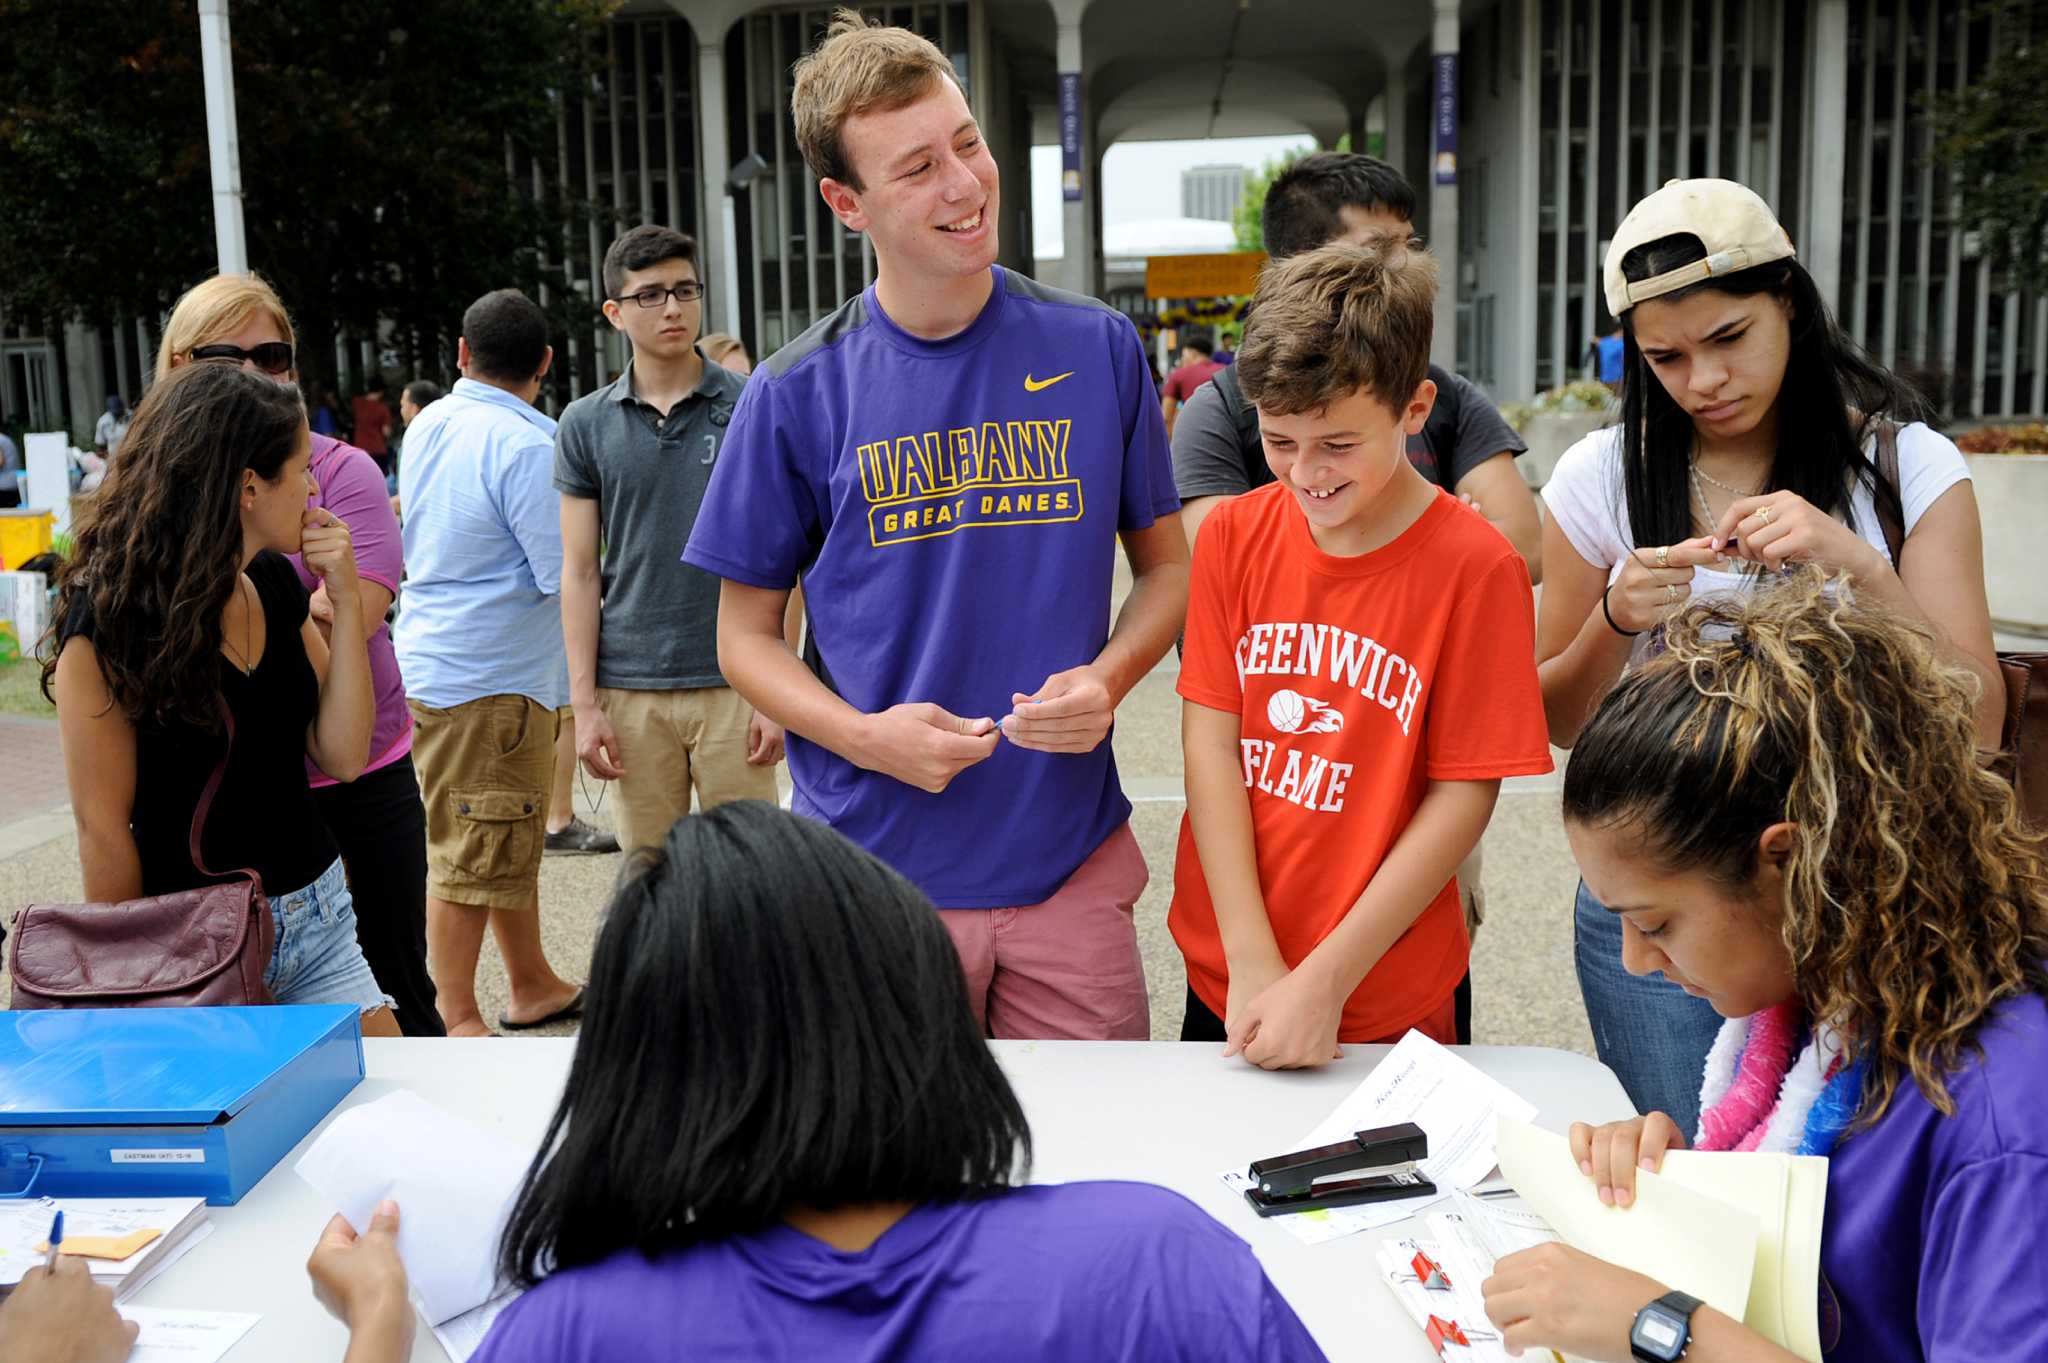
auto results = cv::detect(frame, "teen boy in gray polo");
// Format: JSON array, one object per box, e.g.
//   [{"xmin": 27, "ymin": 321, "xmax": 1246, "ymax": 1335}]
[{"xmin": 556, "ymin": 226, "xmax": 785, "ymax": 852}]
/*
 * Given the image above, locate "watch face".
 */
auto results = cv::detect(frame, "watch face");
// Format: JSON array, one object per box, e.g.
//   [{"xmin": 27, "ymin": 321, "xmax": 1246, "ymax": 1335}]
[{"xmin": 1632, "ymin": 1307, "xmax": 1685, "ymax": 1360}]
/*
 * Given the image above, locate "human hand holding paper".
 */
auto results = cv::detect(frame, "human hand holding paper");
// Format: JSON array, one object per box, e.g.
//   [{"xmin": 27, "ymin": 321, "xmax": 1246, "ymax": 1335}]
[{"xmin": 295, "ymin": 1090, "xmax": 535, "ymax": 1326}]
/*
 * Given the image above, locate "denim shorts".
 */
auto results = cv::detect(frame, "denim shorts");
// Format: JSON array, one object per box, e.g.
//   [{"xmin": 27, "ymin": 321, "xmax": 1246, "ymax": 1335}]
[{"xmin": 264, "ymin": 858, "xmax": 395, "ymax": 1015}]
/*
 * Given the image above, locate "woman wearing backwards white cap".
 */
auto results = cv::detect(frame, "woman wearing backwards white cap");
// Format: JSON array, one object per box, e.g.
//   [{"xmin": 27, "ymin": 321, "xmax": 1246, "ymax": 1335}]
[{"xmin": 1532, "ymin": 178, "xmax": 2003, "ymax": 1138}]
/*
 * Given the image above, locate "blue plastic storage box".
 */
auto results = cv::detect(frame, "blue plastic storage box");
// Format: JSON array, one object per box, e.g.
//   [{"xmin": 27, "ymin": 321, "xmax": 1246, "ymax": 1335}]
[{"xmin": 0, "ymin": 1005, "xmax": 363, "ymax": 1205}]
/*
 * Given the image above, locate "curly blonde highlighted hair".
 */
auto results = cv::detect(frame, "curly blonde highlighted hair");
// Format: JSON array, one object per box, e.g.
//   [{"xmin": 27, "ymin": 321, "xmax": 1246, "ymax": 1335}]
[
  {"xmin": 1563, "ymin": 570, "xmax": 2048, "ymax": 1125},
  {"xmin": 155, "ymin": 273, "xmax": 297, "ymax": 381}
]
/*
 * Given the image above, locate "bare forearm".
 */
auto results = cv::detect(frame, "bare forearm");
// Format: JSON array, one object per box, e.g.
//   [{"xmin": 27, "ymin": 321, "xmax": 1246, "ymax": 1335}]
[
  {"xmin": 1092, "ymin": 560, "xmax": 1190, "ymax": 703},
  {"xmin": 340, "ymin": 1304, "xmax": 413, "ymax": 1363},
  {"xmin": 782, "ymin": 585, "xmax": 805, "ymax": 653},
  {"xmin": 1539, "ymin": 607, "xmax": 1636, "ymax": 749},
  {"xmin": 562, "ymin": 568, "xmax": 603, "ymax": 711},
  {"xmin": 1298, "ymin": 782, "xmax": 1497, "ymax": 1000},
  {"xmin": 1682, "ymin": 1307, "xmax": 1806, "ymax": 1363},
  {"xmin": 77, "ymin": 824, "xmax": 143, "ymax": 903},
  {"xmin": 311, "ymin": 598, "xmax": 375, "ymax": 779},
  {"xmin": 719, "ymin": 623, "xmax": 875, "ymax": 766},
  {"xmin": 1186, "ymin": 734, "xmax": 1282, "ymax": 970},
  {"xmin": 1848, "ymin": 556, "xmax": 2005, "ymax": 746}
]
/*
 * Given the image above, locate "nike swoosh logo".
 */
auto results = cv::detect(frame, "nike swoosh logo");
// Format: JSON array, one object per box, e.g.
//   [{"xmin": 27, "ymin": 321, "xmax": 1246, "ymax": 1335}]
[{"xmin": 1024, "ymin": 371, "xmax": 1075, "ymax": 392}]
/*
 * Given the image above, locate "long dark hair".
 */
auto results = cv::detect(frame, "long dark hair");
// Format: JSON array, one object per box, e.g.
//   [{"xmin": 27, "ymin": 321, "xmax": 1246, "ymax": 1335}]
[
  {"xmin": 1617, "ymin": 234, "xmax": 1926, "ymax": 551},
  {"xmin": 42, "ymin": 362, "xmax": 306, "ymax": 729},
  {"xmin": 1562, "ymin": 572, "xmax": 2048, "ymax": 1126},
  {"xmin": 497, "ymin": 801, "xmax": 1032, "ymax": 1289}
]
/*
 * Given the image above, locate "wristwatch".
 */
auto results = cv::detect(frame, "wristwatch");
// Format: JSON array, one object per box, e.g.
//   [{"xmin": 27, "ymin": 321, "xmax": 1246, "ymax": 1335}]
[{"xmin": 1631, "ymin": 1290, "xmax": 1703, "ymax": 1362}]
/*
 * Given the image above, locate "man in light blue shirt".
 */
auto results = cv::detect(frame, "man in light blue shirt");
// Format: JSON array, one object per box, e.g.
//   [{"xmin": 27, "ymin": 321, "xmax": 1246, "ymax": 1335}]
[{"xmin": 395, "ymin": 288, "xmax": 584, "ymax": 1038}]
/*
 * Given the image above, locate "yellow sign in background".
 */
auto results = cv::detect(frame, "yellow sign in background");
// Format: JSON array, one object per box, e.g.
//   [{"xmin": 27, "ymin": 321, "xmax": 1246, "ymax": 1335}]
[{"xmin": 1145, "ymin": 251, "xmax": 1268, "ymax": 300}]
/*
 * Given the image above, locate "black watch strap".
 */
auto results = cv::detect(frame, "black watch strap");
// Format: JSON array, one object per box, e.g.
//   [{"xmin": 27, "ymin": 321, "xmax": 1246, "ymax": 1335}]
[{"xmin": 1631, "ymin": 1290, "xmax": 1704, "ymax": 1362}]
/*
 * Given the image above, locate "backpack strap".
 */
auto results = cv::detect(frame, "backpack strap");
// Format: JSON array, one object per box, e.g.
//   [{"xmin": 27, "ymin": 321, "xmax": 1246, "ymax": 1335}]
[
  {"xmin": 1212, "ymin": 364, "xmax": 1268, "ymax": 490},
  {"xmin": 1871, "ymin": 419, "xmax": 1906, "ymax": 569}
]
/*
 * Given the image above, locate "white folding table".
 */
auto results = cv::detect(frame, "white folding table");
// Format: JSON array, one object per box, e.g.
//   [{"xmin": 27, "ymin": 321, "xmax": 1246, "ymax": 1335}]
[{"xmin": 126, "ymin": 1038, "xmax": 1631, "ymax": 1361}]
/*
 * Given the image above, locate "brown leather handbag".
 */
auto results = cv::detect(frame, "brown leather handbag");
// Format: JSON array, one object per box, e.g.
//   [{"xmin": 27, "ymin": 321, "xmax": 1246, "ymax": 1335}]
[
  {"xmin": 7, "ymin": 703, "xmax": 276, "ymax": 1008},
  {"xmin": 1874, "ymin": 425, "xmax": 2048, "ymax": 828}
]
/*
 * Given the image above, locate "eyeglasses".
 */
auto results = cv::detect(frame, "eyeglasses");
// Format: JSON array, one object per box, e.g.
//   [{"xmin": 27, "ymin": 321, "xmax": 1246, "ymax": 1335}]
[
  {"xmin": 611, "ymin": 282, "xmax": 706, "ymax": 309},
  {"xmin": 189, "ymin": 342, "xmax": 296, "ymax": 375}
]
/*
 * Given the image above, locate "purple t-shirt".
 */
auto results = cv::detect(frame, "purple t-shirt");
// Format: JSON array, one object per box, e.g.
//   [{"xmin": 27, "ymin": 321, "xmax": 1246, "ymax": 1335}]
[
  {"xmin": 683, "ymin": 269, "xmax": 1179, "ymax": 908},
  {"xmin": 468, "ymin": 1182, "xmax": 1325, "ymax": 1363},
  {"xmin": 1818, "ymin": 988, "xmax": 2048, "ymax": 1361},
  {"xmin": 291, "ymin": 435, "xmax": 409, "ymax": 786}
]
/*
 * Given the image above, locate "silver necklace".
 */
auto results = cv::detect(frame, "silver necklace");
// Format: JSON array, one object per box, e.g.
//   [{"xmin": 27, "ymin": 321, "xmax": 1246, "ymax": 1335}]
[{"xmin": 1692, "ymin": 460, "xmax": 1760, "ymax": 497}]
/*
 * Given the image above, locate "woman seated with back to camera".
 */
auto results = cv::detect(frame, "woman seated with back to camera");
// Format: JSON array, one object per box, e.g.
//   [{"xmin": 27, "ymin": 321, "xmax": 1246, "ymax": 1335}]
[
  {"xmin": 306, "ymin": 800, "xmax": 1328, "ymax": 1362},
  {"xmin": 1480, "ymin": 572, "xmax": 2048, "ymax": 1363}
]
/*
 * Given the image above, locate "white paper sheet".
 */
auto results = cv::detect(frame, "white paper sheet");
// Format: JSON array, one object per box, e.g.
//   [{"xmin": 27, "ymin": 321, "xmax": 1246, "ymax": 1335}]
[
  {"xmin": 1222, "ymin": 1032, "xmax": 1541, "ymax": 1244},
  {"xmin": 116, "ymin": 1307, "xmax": 260, "ymax": 1363},
  {"xmin": 0, "ymin": 1199, "xmax": 208, "ymax": 1288},
  {"xmin": 294, "ymin": 1090, "xmax": 535, "ymax": 1325},
  {"xmin": 433, "ymin": 1292, "xmax": 520, "ymax": 1363},
  {"xmin": 116, "ymin": 1220, "xmax": 216, "ymax": 1302}
]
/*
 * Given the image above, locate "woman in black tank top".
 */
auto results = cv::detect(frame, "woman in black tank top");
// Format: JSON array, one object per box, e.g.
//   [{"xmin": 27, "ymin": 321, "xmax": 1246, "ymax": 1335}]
[{"xmin": 44, "ymin": 362, "xmax": 399, "ymax": 1034}]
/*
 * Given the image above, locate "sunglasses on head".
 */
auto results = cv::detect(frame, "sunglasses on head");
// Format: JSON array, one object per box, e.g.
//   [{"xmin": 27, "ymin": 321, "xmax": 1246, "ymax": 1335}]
[{"xmin": 189, "ymin": 341, "xmax": 296, "ymax": 375}]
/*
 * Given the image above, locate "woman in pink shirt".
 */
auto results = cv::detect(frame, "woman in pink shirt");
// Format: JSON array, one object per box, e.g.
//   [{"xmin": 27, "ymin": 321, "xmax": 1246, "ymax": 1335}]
[{"xmin": 156, "ymin": 275, "xmax": 443, "ymax": 1036}]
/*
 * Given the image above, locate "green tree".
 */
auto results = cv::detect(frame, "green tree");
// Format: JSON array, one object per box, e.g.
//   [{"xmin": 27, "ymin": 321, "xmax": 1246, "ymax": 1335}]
[
  {"xmin": 0, "ymin": 0, "xmax": 613, "ymax": 395},
  {"xmin": 1926, "ymin": 1, "xmax": 2048, "ymax": 296}
]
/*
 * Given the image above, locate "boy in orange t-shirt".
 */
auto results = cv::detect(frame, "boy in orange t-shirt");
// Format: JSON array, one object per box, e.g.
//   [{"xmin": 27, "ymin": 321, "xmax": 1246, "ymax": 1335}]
[{"xmin": 1170, "ymin": 241, "xmax": 1552, "ymax": 1068}]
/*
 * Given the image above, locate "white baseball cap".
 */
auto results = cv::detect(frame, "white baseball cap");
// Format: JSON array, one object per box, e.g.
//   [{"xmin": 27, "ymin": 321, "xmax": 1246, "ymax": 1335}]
[{"xmin": 1602, "ymin": 178, "xmax": 1796, "ymax": 319}]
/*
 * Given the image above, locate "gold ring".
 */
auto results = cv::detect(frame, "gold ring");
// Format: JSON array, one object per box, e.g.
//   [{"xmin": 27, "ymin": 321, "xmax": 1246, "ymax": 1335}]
[
  {"xmin": 1655, "ymin": 545, "xmax": 1670, "ymax": 569},
  {"xmin": 1757, "ymin": 505, "xmax": 1774, "ymax": 525},
  {"xmin": 1666, "ymin": 583, "xmax": 1682, "ymax": 603}
]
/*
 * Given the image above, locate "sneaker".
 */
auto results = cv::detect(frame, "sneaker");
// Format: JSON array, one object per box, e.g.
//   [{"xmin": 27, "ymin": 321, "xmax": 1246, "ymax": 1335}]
[{"xmin": 545, "ymin": 817, "xmax": 619, "ymax": 855}]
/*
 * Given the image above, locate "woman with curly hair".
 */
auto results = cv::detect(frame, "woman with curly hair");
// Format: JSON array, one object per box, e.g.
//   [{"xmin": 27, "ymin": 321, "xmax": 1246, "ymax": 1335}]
[
  {"xmin": 1482, "ymin": 571, "xmax": 2048, "ymax": 1363},
  {"xmin": 45, "ymin": 361, "xmax": 398, "ymax": 1032},
  {"xmin": 152, "ymin": 273, "xmax": 442, "ymax": 1035},
  {"xmin": 1538, "ymin": 179, "xmax": 2003, "ymax": 1137}
]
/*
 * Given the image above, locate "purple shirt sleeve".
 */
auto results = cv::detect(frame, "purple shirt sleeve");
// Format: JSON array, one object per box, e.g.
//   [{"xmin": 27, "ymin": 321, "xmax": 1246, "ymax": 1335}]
[
  {"xmin": 683, "ymin": 375, "xmax": 823, "ymax": 590},
  {"xmin": 1916, "ymin": 1153, "xmax": 2048, "ymax": 1360},
  {"xmin": 298, "ymin": 438, "xmax": 403, "ymax": 594},
  {"xmin": 1113, "ymin": 317, "xmax": 1181, "ymax": 532}
]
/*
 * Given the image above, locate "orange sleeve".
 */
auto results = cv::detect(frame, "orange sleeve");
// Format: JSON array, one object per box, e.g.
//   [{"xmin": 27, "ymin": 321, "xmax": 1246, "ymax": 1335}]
[
  {"xmin": 1425, "ymin": 552, "xmax": 1555, "ymax": 780},
  {"xmin": 1176, "ymin": 503, "xmax": 1243, "ymax": 715}
]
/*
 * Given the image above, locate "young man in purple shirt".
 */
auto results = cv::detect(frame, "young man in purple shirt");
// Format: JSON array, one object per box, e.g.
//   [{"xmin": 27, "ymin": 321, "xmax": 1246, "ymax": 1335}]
[{"xmin": 684, "ymin": 13, "xmax": 1188, "ymax": 1040}]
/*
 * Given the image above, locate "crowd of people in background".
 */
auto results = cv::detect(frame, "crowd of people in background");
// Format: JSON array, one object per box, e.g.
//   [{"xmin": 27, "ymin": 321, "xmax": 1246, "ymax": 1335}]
[{"xmin": 7, "ymin": 7, "xmax": 2046, "ymax": 1363}]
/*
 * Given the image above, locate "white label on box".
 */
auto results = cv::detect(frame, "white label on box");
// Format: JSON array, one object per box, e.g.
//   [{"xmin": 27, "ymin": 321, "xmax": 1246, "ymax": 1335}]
[{"xmin": 109, "ymin": 1149, "xmax": 206, "ymax": 1164}]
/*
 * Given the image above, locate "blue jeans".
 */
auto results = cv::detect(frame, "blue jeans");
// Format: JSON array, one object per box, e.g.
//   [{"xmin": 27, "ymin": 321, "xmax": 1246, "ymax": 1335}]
[
  {"xmin": 1573, "ymin": 881, "xmax": 1723, "ymax": 1138},
  {"xmin": 264, "ymin": 858, "xmax": 395, "ymax": 1014}
]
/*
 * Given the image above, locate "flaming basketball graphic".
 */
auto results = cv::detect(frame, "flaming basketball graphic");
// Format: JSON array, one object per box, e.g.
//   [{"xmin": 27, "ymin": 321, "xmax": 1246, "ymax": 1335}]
[{"xmin": 1265, "ymin": 688, "xmax": 1344, "ymax": 735}]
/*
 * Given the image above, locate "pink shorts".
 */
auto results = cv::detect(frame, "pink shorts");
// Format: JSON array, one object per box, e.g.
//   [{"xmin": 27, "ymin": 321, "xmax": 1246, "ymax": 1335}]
[{"xmin": 938, "ymin": 822, "xmax": 1151, "ymax": 1041}]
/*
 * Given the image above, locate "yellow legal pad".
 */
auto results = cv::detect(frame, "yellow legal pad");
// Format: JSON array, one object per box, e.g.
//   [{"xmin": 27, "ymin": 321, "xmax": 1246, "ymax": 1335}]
[{"xmin": 36, "ymin": 1228, "xmax": 163, "ymax": 1263}]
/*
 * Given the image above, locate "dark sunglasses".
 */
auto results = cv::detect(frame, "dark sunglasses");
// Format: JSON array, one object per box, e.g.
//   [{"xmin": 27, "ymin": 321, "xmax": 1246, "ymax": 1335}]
[{"xmin": 189, "ymin": 341, "xmax": 296, "ymax": 375}]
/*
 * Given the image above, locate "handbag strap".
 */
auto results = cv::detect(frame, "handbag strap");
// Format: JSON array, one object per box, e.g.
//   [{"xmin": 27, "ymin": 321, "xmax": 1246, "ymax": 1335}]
[
  {"xmin": 187, "ymin": 694, "xmax": 255, "ymax": 884},
  {"xmin": 1871, "ymin": 419, "xmax": 1907, "ymax": 569}
]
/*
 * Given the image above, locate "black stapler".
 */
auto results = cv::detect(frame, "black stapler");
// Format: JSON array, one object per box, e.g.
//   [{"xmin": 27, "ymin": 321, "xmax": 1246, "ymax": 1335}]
[{"xmin": 1241, "ymin": 1120, "xmax": 1434, "ymax": 1217}]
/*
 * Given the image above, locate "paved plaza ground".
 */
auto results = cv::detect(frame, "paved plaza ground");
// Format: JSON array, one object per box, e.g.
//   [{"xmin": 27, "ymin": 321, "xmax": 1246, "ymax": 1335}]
[{"xmin": 4, "ymin": 561, "xmax": 2038, "ymax": 1048}]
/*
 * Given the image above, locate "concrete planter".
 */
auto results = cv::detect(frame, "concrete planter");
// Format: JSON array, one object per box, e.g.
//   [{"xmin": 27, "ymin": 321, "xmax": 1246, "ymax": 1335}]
[
  {"xmin": 1515, "ymin": 410, "xmax": 1613, "ymax": 489},
  {"xmin": 1967, "ymin": 452, "xmax": 2048, "ymax": 633}
]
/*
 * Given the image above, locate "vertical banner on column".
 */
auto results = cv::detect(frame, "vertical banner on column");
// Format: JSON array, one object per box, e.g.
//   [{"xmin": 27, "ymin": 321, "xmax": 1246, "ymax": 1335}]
[
  {"xmin": 1060, "ymin": 72, "xmax": 1083, "ymax": 202},
  {"xmin": 1432, "ymin": 53, "xmax": 1459, "ymax": 186}
]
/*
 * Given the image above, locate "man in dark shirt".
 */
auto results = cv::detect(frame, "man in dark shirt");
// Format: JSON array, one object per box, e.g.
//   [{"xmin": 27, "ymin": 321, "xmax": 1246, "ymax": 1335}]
[
  {"xmin": 1159, "ymin": 332, "xmax": 1223, "ymax": 441},
  {"xmin": 1171, "ymin": 153, "xmax": 1542, "ymax": 586},
  {"xmin": 1170, "ymin": 152, "xmax": 1546, "ymax": 1047}
]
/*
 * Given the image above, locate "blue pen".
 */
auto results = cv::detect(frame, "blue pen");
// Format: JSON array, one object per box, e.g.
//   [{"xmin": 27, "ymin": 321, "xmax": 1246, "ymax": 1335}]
[{"xmin": 41, "ymin": 1210, "xmax": 63, "ymax": 1273}]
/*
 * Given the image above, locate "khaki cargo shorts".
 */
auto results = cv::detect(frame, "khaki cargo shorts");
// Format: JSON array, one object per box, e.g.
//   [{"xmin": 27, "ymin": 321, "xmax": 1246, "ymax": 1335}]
[{"xmin": 409, "ymin": 694, "xmax": 560, "ymax": 910}]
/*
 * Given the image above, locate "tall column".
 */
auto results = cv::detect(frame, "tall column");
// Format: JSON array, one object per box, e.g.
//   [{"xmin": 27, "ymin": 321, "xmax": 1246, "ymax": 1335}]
[
  {"xmin": 696, "ymin": 33, "xmax": 740, "ymax": 337},
  {"xmin": 1383, "ymin": 66, "xmax": 1408, "ymax": 174},
  {"xmin": 1430, "ymin": 0, "xmax": 1462, "ymax": 368},
  {"xmin": 1052, "ymin": 0, "xmax": 1095, "ymax": 300},
  {"xmin": 1803, "ymin": 0, "xmax": 1850, "ymax": 311}
]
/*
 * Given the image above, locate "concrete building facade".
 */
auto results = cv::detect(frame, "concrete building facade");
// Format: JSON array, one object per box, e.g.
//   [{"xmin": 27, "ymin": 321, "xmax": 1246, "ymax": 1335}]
[{"xmin": 1, "ymin": 0, "xmax": 2035, "ymax": 442}]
